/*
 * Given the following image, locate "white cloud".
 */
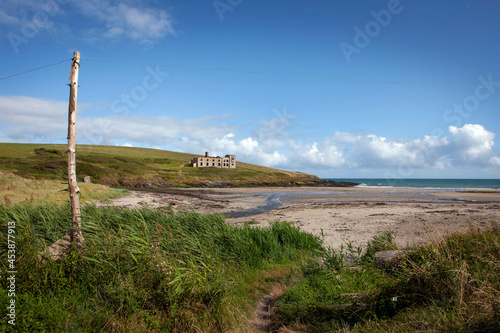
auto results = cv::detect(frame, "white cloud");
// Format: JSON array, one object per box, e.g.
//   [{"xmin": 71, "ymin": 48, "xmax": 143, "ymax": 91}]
[
  {"xmin": 0, "ymin": 0, "xmax": 71, "ymax": 40},
  {"xmin": 287, "ymin": 140, "xmax": 345, "ymax": 168},
  {"xmin": 449, "ymin": 124, "xmax": 495, "ymax": 162},
  {"xmin": 0, "ymin": 0, "xmax": 176, "ymax": 46},
  {"xmin": 232, "ymin": 138, "xmax": 287, "ymax": 166},
  {"xmin": 330, "ymin": 124, "xmax": 498, "ymax": 170},
  {"xmin": 176, "ymin": 134, "xmax": 287, "ymax": 167},
  {"xmin": 240, "ymin": 137, "xmax": 259, "ymax": 153},
  {"xmin": 78, "ymin": 115, "xmax": 235, "ymax": 148},
  {"xmin": 1, "ymin": 96, "xmax": 499, "ymax": 175},
  {"xmin": 332, "ymin": 131, "xmax": 450, "ymax": 169},
  {"xmin": 0, "ymin": 95, "xmax": 67, "ymax": 142},
  {"xmin": 490, "ymin": 156, "xmax": 500, "ymax": 166},
  {"xmin": 75, "ymin": 1, "xmax": 176, "ymax": 46}
]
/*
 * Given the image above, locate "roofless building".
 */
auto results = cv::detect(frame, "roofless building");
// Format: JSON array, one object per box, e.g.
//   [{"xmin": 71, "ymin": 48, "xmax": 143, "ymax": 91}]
[{"xmin": 189, "ymin": 152, "xmax": 236, "ymax": 168}]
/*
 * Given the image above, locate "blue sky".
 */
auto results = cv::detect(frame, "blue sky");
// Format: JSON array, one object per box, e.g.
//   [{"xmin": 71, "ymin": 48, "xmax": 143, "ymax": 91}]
[{"xmin": 1, "ymin": 0, "xmax": 499, "ymax": 179}]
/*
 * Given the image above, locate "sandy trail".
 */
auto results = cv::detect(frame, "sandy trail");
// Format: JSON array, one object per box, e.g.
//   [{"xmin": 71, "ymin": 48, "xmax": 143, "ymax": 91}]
[{"xmin": 96, "ymin": 187, "xmax": 500, "ymax": 250}]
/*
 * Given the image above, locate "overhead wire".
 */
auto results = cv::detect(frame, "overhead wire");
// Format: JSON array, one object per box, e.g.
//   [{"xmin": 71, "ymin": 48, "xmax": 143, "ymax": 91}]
[
  {"xmin": 0, "ymin": 56, "xmax": 478, "ymax": 89},
  {"xmin": 0, "ymin": 59, "xmax": 72, "ymax": 81},
  {"xmin": 82, "ymin": 58, "xmax": 478, "ymax": 89}
]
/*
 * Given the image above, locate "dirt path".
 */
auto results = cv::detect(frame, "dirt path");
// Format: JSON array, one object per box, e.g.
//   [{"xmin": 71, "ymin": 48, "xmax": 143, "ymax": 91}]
[
  {"xmin": 252, "ymin": 293, "xmax": 275, "ymax": 332},
  {"xmin": 250, "ymin": 282, "xmax": 290, "ymax": 332}
]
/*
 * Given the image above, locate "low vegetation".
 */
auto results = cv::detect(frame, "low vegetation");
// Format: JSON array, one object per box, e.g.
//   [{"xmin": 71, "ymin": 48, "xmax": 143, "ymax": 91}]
[
  {"xmin": 1, "ymin": 197, "xmax": 498, "ymax": 332},
  {"xmin": 274, "ymin": 226, "xmax": 500, "ymax": 332},
  {"xmin": 0, "ymin": 203, "xmax": 322, "ymax": 332},
  {"xmin": 0, "ymin": 143, "xmax": 340, "ymax": 188}
]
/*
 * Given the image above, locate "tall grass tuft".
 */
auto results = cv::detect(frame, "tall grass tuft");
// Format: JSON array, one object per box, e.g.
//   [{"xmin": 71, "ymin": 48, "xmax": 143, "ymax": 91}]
[
  {"xmin": 274, "ymin": 226, "xmax": 500, "ymax": 332},
  {"xmin": 0, "ymin": 203, "xmax": 322, "ymax": 332}
]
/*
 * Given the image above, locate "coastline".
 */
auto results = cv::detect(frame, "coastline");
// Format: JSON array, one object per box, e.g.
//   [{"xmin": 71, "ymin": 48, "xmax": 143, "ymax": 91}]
[{"xmin": 96, "ymin": 186, "xmax": 500, "ymax": 251}]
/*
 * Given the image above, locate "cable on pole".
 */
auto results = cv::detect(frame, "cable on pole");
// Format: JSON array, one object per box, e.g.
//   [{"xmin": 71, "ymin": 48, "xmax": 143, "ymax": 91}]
[{"xmin": 0, "ymin": 59, "xmax": 72, "ymax": 81}]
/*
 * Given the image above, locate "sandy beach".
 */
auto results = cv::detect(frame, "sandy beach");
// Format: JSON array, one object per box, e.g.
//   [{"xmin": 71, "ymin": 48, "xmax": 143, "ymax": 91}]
[{"xmin": 96, "ymin": 186, "xmax": 500, "ymax": 250}]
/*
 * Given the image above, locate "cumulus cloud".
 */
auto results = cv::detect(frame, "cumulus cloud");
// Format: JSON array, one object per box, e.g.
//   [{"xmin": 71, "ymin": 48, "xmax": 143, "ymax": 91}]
[
  {"xmin": 332, "ymin": 132, "xmax": 450, "ymax": 168},
  {"xmin": 74, "ymin": 0, "xmax": 176, "ymax": 46},
  {"xmin": 0, "ymin": 0, "xmax": 176, "ymax": 46},
  {"xmin": 287, "ymin": 140, "xmax": 345, "ymax": 169},
  {"xmin": 176, "ymin": 134, "xmax": 288, "ymax": 167},
  {"xmin": 449, "ymin": 124, "xmax": 495, "ymax": 162},
  {"xmin": 331, "ymin": 125, "xmax": 497, "ymax": 170},
  {"xmin": 1, "ymin": 95, "xmax": 499, "ymax": 175},
  {"xmin": 0, "ymin": 95, "xmax": 67, "ymax": 142},
  {"xmin": 78, "ymin": 114, "xmax": 236, "ymax": 149},
  {"xmin": 491, "ymin": 156, "xmax": 500, "ymax": 166}
]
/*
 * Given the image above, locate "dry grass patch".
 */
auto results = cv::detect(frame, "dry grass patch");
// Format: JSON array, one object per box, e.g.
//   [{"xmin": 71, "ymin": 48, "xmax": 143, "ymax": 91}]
[{"xmin": 0, "ymin": 171, "xmax": 129, "ymax": 205}]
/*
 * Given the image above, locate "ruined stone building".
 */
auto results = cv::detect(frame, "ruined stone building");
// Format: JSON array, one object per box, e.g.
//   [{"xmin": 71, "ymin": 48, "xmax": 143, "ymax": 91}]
[{"xmin": 189, "ymin": 152, "xmax": 236, "ymax": 168}]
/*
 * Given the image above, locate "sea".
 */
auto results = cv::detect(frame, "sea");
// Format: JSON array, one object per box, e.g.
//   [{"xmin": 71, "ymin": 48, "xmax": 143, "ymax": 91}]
[{"xmin": 324, "ymin": 178, "xmax": 500, "ymax": 190}]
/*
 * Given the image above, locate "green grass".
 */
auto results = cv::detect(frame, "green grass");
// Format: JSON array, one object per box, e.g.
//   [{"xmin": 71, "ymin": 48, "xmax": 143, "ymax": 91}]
[
  {"xmin": 0, "ymin": 203, "xmax": 323, "ymax": 332},
  {"xmin": 0, "ymin": 170, "xmax": 129, "ymax": 205},
  {"xmin": 0, "ymin": 197, "xmax": 498, "ymax": 332},
  {"xmin": 0, "ymin": 143, "xmax": 330, "ymax": 188},
  {"xmin": 273, "ymin": 225, "xmax": 500, "ymax": 332}
]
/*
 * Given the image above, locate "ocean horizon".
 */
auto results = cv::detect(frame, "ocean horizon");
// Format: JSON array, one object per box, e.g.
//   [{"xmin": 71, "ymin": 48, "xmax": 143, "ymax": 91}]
[{"xmin": 324, "ymin": 178, "xmax": 500, "ymax": 190}]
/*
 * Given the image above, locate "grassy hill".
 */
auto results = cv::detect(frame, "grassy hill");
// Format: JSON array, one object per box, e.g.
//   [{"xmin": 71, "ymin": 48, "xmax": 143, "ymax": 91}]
[{"xmin": 0, "ymin": 143, "xmax": 352, "ymax": 188}]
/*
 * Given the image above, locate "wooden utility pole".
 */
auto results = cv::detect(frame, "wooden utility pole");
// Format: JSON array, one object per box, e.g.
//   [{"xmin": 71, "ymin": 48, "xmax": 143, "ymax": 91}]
[{"xmin": 67, "ymin": 51, "xmax": 84, "ymax": 249}]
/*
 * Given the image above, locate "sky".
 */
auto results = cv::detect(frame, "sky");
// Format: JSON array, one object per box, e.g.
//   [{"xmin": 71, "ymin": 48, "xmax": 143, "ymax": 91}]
[{"xmin": 0, "ymin": 0, "xmax": 499, "ymax": 179}]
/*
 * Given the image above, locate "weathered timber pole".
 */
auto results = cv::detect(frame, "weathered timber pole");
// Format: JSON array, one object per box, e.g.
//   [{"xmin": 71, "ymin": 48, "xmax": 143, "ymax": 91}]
[{"xmin": 67, "ymin": 51, "xmax": 84, "ymax": 249}]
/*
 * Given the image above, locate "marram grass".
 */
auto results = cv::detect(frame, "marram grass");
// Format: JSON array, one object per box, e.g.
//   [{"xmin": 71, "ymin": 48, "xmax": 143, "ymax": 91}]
[
  {"xmin": 273, "ymin": 224, "xmax": 500, "ymax": 332},
  {"xmin": 0, "ymin": 203, "xmax": 322, "ymax": 332},
  {"xmin": 1, "ymin": 198, "xmax": 498, "ymax": 332}
]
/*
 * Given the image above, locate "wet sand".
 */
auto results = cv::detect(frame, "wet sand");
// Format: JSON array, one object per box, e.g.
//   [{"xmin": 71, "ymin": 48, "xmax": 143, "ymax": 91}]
[{"xmin": 96, "ymin": 187, "xmax": 500, "ymax": 250}]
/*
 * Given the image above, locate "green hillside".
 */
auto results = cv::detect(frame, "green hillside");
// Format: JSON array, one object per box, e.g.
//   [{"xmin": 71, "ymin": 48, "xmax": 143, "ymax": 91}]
[{"xmin": 0, "ymin": 143, "xmax": 352, "ymax": 188}]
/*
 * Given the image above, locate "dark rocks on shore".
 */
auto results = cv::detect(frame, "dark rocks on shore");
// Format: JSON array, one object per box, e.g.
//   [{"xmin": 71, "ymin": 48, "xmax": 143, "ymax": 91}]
[
  {"xmin": 313, "ymin": 179, "xmax": 359, "ymax": 187},
  {"xmin": 190, "ymin": 179, "xmax": 359, "ymax": 188},
  {"xmin": 120, "ymin": 178, "xmax": 359, "ymax": 189}
]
